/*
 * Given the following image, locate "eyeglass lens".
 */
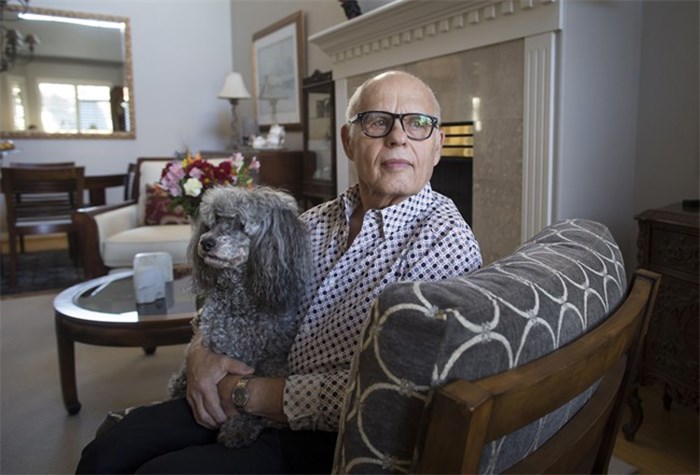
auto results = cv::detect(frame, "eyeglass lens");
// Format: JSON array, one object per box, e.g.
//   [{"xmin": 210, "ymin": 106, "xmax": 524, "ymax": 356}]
[{"xmin": 360, "ymin": 112, "xmax": 435, "ymax": 140}]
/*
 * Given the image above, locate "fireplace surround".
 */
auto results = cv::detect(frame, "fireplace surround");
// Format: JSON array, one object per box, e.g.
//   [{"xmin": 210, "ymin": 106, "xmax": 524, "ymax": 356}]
[{"xmin": 311, "ymin": 0, "xmax": 559, "ymax": 264}]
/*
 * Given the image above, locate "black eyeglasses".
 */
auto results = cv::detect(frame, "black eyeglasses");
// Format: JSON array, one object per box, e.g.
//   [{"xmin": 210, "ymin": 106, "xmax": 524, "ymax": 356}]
[{"xmin": 348, "ymin": 110, "xmax": 439, "ymax": 141}]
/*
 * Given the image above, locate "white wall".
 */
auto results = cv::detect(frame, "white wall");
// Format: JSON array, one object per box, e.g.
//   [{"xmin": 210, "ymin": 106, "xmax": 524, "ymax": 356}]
[
  {"xmin": 556, "ymin": 0, "xmax": 644, "ymax": 274},
  {"xmin": 634, "ymin": 1, "xmax": 699, "ymax": 214},
  {"xmin": 557, "ymin": 0, "xmax": 699, "ymax": 275},
  {"xmin": 4, "ymin": 0, "xmax": 234, "ymax": 185}
]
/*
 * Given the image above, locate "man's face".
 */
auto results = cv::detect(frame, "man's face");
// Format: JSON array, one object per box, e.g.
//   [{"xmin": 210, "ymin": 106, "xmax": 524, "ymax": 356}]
[{"xmin": 341, "ymin": 74, "xmax": 444, "ymax": 209}]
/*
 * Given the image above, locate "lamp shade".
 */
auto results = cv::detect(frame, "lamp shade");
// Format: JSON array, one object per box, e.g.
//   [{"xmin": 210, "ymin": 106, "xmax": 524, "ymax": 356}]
[{"xmin": 218, "ymin": 72, "xmax": 251, "ymax": 99}]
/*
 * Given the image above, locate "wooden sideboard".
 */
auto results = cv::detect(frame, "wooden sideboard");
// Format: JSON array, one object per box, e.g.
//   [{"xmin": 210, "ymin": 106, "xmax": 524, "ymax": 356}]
[
  {"xmin": 201, "ymin": 149, "xmax": 303, "ymax": 202},
  {"xmin": 255, "ymin": 150, "xmax": 303, "ymax": 202},
  {"xmin": 623, "ymin": 201, "xmax": 699, "ymax": 440}
]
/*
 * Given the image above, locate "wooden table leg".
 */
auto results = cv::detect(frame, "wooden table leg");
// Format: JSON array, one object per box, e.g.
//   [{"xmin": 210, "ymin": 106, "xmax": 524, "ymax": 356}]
[{"xmin": 55, "ymin": 315, "xmax": 81, "ymax": 415}]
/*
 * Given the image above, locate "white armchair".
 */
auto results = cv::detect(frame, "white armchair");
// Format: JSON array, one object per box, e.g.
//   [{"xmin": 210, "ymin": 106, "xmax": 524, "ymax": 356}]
[{"xmin": 74, "ymin": 157, "xmax": 222, "ymax": 278}]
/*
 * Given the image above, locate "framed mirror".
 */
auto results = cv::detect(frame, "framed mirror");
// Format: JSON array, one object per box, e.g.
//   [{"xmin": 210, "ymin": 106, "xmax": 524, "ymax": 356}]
[
  {"xmin": 0, "ymin": 4, "xmax": 135, "ymax": 139},
  {"xmin": 301, "ymin": 70, "xmax": 335, "ymax": 209}
]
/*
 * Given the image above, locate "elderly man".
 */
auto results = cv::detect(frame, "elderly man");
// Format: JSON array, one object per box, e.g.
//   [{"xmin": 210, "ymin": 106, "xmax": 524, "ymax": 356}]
[{"xmin": 77, "ymin": 71, "xmax": 481, "ymax": 474}]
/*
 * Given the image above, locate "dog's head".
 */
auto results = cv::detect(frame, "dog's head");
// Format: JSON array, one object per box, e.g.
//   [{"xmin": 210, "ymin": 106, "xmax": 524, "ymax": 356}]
[{"xmin": 189, "ymin": 185, "xmax": 311, "ymax": 311}]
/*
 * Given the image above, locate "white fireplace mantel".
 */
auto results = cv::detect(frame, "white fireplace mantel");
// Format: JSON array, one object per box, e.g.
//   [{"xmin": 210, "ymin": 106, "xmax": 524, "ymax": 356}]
[
  {"xmin": 311, "ymin": 0, "xmax": 562, "ymax": 248},
  {"xmin": 310, "ymin": 0, "xmax": 561, "ymax": 80}
]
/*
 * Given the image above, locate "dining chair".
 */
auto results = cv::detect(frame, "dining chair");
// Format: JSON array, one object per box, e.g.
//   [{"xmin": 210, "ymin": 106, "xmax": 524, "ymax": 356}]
[
  {"xmin": 123, "ymin": 162, "xmax": 136, "ymax": 201},
  {"xmin": 7, "ymin": 162, "xmax": 77, "ymax": 252},
  {"xmin": 1, "ymin": 165, "xmax": 85, "ymax": 287}
]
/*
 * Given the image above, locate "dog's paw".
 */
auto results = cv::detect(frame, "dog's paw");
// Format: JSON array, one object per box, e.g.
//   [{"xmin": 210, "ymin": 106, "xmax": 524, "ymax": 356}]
[{"xmin": 218, "ymin": 414, "xmax": 265, "ymax": 449}]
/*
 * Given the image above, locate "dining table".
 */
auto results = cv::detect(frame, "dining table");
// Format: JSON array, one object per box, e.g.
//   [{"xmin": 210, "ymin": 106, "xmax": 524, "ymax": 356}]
[{"xmin": 0, "ymin": 164, "xmax": 128, "ymax": 207}]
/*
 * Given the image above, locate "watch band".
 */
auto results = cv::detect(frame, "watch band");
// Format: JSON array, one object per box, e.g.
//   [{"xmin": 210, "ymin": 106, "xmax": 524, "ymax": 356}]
[{"xmin": 232, "ymin": 375, "xmax": 255, "ymax": 412}]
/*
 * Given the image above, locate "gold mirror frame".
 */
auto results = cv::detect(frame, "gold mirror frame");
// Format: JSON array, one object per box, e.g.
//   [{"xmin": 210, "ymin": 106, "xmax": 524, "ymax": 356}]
[{"xmin": 1, "ymin": 5, "xmax": 135, "ymax": 140}]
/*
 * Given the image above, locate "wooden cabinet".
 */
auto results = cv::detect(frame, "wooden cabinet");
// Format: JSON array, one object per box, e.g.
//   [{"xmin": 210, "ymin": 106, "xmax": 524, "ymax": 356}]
[
  {"xmin": 201, "ymin": 149, "xmax": 303, "ymax": 203},
  {"xmin": 301, "ymin": 70, "xmax": 336, "ymax": 209},
  {"xmin": 624, "ymin": 201, "xmax": 699, "ymax": 440},
  {"xmin": 255, "ymin": 150, "xmax": 303, "ymax": 202}
]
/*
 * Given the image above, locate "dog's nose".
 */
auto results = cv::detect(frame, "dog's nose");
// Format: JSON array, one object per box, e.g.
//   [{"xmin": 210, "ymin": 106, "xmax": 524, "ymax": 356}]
[{"xmin": 200, "ymin": 236, "xmax": 216, "ymax": 252}]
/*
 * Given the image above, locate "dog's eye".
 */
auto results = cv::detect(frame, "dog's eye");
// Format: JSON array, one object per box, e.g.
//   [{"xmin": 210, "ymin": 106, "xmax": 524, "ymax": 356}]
[{"xmin": 230, "ymin": 217, "xmax": 244, "ymax": 232}]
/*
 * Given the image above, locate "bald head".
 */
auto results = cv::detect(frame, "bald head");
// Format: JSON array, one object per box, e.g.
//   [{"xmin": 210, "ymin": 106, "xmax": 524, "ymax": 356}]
[
  {"xmin": 345, "ymin": 71, "xmax": 441, "ymax": 122},
  {"xmin": 340, "ymin": 70, "xmax": 445, "ymax": 211}
]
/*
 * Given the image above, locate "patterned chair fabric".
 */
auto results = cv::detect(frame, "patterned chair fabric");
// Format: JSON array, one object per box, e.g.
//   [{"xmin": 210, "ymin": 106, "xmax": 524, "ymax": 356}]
[{"xmin": 332, "ymin": 219, "xmax": 627, "ymax": 474}]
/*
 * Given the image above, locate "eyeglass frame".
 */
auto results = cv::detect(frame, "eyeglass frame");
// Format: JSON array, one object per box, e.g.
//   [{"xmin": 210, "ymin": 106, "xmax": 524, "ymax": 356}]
[{"xmin": 348, "ymin": 110, "xmax": 440, "ymax": 141}]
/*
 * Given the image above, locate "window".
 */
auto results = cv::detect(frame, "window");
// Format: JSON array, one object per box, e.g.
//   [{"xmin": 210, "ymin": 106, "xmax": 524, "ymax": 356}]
[{"xmin": 38, "ymin": 82, "xmax": 114, "ymax": 133}]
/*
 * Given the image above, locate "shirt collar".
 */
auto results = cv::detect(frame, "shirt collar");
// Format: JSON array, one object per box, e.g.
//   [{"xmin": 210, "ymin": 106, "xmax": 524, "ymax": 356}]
[
  {"xmin": 339, "ymin": 184, "xmax": 361, "ymax": 224},
  {"xmin": 338, "ymin": 183, "xmax": 436, "ymax": 237}
]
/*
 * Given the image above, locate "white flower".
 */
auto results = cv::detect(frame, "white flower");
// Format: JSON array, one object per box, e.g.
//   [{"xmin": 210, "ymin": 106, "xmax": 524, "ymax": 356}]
[{"xmin": 183, "ymin": 177, "xmax": 203, "ymax": 197}]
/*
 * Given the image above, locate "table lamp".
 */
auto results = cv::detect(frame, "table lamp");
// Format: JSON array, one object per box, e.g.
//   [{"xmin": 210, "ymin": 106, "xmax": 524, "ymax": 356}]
[{"xmin": 218, "ymin": 72, "xmax": 251, "ymax": 150}]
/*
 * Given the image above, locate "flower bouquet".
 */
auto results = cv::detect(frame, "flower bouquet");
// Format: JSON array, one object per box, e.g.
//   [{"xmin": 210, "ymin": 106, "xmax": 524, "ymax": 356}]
[{"xmin": 158, "ymin": 150, "xmax": 259, "ymax": 218}]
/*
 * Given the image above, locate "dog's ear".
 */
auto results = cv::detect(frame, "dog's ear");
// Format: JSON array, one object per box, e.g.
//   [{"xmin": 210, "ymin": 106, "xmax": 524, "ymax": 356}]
[{"xmin": 247, "ymin": 203, "xmax": 311, "ymax": 312}]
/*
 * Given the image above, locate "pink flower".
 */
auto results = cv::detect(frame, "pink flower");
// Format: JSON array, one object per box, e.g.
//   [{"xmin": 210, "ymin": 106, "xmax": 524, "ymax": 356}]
[
  {"xmin": 158, "ymin": 151, "xmax": 259, "ymax": 218},
  {"xmin": 189, "ymin": 167, "xmax": 204, "ymax": 180},
  {"xmin": 161, "ymin": 163, "xmax": 186, "ymax": 196}
]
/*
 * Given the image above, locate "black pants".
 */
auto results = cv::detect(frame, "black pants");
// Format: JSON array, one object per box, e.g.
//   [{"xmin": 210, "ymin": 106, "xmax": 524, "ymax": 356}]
[{"xmin": 76, "ymin": 398, "xmax": 337, "ymax": 474}]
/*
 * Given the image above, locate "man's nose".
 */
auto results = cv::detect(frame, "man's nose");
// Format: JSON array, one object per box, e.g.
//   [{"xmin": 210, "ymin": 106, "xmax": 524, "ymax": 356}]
[{"xmin": 385, "ymin": 117, "xmax": 407, "ymax": 144}]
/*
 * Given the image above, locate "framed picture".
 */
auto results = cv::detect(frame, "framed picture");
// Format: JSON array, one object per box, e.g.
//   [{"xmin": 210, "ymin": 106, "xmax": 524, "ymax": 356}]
[{"xmin": 252, "ymin": 11, "xmax": 305, "ymax": 130}]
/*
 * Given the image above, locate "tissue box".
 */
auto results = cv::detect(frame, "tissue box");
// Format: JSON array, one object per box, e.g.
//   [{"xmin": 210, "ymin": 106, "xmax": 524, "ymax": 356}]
[{"xmin": 133, "ymin": 252, "xmax": 173, "ymax": 304}]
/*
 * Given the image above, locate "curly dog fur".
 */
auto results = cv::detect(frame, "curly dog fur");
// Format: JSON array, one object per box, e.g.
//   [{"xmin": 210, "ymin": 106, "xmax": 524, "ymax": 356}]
[{"xmin": 168, "ymin": 185, "xmax": 311, "ymax": 449}]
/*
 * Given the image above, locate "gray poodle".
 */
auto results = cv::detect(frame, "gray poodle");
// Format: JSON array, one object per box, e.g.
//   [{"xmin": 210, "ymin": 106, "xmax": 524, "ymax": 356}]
[{"xmin": 168, "ymin": 185, "xmax": 311, "ymax": 449}]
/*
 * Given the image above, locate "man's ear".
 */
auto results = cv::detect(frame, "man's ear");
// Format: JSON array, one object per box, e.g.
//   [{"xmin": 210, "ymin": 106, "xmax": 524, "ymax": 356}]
[
  {"xmin": 432, "ymin": 128, "xmax": 445, "ymax": 166},
  {"xmin": 341, "ymin": 124, "xmax": 355, "ymax": 162}
]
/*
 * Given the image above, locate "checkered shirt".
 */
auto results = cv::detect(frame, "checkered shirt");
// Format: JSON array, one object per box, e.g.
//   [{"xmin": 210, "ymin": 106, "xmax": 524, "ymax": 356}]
[{"xmin": 283, "ymin": 183, "xmax": 482, "ymax": 431}]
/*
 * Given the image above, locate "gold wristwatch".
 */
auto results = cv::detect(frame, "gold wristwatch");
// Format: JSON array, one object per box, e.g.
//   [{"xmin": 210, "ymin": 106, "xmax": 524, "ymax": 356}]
[{"xmin": 231, "ymin": 375, "xmax": 255, "ymax": 413}]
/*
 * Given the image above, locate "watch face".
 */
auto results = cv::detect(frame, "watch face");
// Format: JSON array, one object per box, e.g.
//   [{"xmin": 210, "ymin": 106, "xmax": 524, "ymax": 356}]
[{"xmin": 232, "ymin": 386, "xmax": 248, "ymax": 408}]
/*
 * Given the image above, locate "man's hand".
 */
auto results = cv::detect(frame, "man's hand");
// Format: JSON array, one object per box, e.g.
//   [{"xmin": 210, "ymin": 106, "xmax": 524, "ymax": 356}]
[{"xmin": 185, "ymin": 336, "xmax": 253, "ymax": 429}]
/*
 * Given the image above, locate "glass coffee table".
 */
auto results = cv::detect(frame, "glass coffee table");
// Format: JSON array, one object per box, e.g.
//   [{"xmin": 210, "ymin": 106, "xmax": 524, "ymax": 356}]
[{"xmin": 54, "ymin": 270, "xmax": 196, "ymax": 415}]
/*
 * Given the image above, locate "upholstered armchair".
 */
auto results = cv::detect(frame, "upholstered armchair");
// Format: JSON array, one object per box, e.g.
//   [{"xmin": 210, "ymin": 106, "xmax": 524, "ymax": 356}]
[{"xmin": 74, "ymin": 157, "xmax": 211, "ymax": 278}]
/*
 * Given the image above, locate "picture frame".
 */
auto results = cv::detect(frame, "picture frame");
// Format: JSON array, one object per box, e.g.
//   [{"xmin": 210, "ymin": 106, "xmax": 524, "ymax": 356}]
[{"xmin": 252, "ymin": 11, "xmax": 306, "ymax": 131}]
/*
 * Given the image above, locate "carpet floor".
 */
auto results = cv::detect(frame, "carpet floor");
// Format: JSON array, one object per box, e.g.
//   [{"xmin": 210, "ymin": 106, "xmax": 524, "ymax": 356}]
[
  {"xmin": 0, "ymin": 250, "xmax": 84, "ymax": 296},
  {"xmin": 0, "ymin": 292, "xmax": 186, "ymax": 474}
]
